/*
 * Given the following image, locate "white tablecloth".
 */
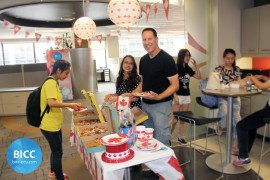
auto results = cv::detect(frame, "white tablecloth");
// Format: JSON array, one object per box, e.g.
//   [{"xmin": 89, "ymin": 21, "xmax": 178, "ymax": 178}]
[{"xmin": 70, "ymin": 126, "xmax": 184, "ymax": 180}]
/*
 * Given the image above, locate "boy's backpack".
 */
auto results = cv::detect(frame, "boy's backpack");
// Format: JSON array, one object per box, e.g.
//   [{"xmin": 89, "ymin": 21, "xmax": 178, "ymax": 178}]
[
  {"xmin": 199, "ymin": 79, "xmax": 219, "ymax": 108},
  {"xmin": 26, "ymin": 77, "xmax": 53, "ymax": 127}
]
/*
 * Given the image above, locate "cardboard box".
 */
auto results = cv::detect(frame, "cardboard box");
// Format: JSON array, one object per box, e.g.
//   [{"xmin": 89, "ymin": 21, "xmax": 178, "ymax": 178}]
[{"xmin": 131, "ymin": 107, "xmax": 149, "ymax": 125}]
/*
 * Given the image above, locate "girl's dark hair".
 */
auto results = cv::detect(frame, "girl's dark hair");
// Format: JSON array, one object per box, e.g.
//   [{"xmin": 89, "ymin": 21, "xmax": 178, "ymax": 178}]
[
  {"xmin": 116, "ymin": 55, "xmax": 138, "ymax": 89},
  {"xmin": 176, "ymin": 49, "xmax": 191, "ymax": 72},
  {"xmin": 223, "ymin": 48, "xmax": 236, "ymax": 67},
  {"xmin": 50, "ymin": 60, "xmax": 71, "ymax": 75}
]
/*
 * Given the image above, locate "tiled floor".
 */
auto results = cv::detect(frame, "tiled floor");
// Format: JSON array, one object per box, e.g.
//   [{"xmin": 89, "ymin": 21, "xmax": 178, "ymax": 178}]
[{"xmin": 0, "ymin": 82, "xmax": 269, "ymax": 180}]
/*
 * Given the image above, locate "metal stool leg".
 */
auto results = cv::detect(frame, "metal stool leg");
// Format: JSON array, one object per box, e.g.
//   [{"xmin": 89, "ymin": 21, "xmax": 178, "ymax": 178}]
[{"xmin": 258, "ymin": 124, "xmax": 268, "ymax": 179}]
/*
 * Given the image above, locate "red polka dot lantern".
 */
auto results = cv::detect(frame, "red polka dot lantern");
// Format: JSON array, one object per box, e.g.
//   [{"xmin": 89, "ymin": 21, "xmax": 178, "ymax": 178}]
[
  {"xmin": 108, "ymin": 0, "xmax": 141, "ymax": 28},
  {"xmin": 73, "ymin": 17, "xmax": 96, "ymax": 40}
]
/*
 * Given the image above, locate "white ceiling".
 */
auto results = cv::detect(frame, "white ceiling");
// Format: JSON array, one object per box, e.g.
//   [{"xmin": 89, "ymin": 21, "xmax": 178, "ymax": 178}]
[{"xmin": 0, "ymin": 0, "xmax": 185, "ymax": 39}]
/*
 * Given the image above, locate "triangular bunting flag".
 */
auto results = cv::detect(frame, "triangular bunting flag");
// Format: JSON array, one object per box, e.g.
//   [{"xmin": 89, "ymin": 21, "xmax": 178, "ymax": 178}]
[
  {"xmin": 25, "ymin": 31, "xmax": 30, "ymax": 38},
  {"xmin": 55, "ymin": 37, "xmax": 62, "ymax": 47},
  {"xmin": 3, "ymin": 20, "xmax": 9, "ymax": 28},
  {"xmin": 146, "ymin": 4, "xmax": 151, "ymax": 22},
  {"xmin": 96, "ymin": 34, "xmax": 102, "ymax": 43},
  {"xmin": 125, "ymin": 27, "xmax": 131, "ymax": 32},
  {"xmin": 187, "ymin": 33, "xmax": 207, "ymax": 54},
  {"xmin": 154, "ymin": 4, "xmax": 159, "ymax": 17},
  {"xmin": 76, "ymin": 38, "xmax": 82, "ymax": 46},
  {"xmin": 162, "ymin": 0, "xmax": 170, "ymax": 19},
  {"xmin": 35, "ymin": 33, "xmax": 42, "ymax": 42},
  {"xmin": 14, "ymin": 25, "xmax": 21, "ymax": 35},
  {"xmin": 107, "ymin": 33, "xmax": 111, "ymax": 37},
  {"xmin": 66, "ymin": 38, "xmax": 72, "ymax": 47},
  {"xmin": 46, "ymin": 36, "xmax": 51, "ymax": 43}
]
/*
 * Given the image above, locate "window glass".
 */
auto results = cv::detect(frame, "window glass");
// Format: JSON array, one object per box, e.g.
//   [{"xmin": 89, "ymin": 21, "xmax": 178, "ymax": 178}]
[
  {"xmin": 90, "ymin": 40, "xmax": 106, "ymax": 69},
  {"xmin": 0, "ymin": 45, "xmax": 3, "ymax": 65},
  {"xmin": 119, "ymin": 35, "xmax": 185, "ymax": 58},
  {"xmin": 3, "ymin": 42, "xmax": 35, "ymax": 65},
  {"xmin": 35, "ymin": 42, "xmax": 53, "ymax": 63}
]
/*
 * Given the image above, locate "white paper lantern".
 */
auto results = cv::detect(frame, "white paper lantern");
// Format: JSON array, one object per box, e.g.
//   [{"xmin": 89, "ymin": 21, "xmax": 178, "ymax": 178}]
[
  {"xmin": 108, "ymin": 0, "xmax": 141, "ymax": 28},
  {"xmin": 73, "ymin": 17, "xmax": 96, "ymax": 40}
]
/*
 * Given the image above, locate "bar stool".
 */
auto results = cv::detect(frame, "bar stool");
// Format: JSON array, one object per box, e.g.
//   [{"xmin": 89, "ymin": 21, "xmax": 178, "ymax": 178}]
[
  {"xmin": 257, "ymin": 117, "xmax": 270, "ymax": 179},
  {"xmin": 195, "ymin": 97, "xmax": 218, "ymax": 118},
  {"xmin": 173, "ymin": 111, "xmax": 223, "ymax": 180}
]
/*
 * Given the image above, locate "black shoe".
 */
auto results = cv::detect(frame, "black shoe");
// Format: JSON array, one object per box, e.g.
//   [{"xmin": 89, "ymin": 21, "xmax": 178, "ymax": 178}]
[
  {"xmin": 169, "ymin": 140, "xmax": 172, "ymax": 147},
  {"xmin": 178, "ymin": 138, "xmax": 188, "ymax": 145}
]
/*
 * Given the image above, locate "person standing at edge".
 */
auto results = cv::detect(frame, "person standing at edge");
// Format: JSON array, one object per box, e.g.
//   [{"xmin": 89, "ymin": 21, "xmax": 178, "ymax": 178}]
[
  {"xmin": 40, "ymin": 60, "xmax": 83, "ymax": 180},
  {"xmin": 127, "ymin": 28, "xmax": 179, "ymax": 146}
]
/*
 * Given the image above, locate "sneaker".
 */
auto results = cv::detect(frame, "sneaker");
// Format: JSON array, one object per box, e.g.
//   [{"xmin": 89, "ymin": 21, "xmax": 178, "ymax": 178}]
[
  {"xmin": 48, "ymin": 172, "xmax": 68, "ymax": 179},
  {"xmin": 233, "ymin": 158, "xmax": 251, "ymax": 166},
  {"xmin": 178, "ymin": 138, "xmax": 188, "ymax": 145},
  {"xmin": 169, "ymin": 140, "xmax": 172, "ymax": 147}
]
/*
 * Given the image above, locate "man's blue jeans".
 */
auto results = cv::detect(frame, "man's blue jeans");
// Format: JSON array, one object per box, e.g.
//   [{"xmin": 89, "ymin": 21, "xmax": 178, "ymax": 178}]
[
  {"xmin": 41, "ymin": 129, "xmax": 64, "ymax": 180},
  {"xmin": 142, "ymin": 100, "xmax": 172, "ymax": 146}
]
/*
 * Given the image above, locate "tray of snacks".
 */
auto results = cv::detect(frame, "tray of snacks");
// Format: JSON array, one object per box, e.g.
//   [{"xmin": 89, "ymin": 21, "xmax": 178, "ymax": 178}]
[
  {"xmin": 73, "ymin": 109, "xmax": 99, "ymax": 121},
  {"xmin": 132, "ymin": 91, "xmax": 152, "ymax": 97}
]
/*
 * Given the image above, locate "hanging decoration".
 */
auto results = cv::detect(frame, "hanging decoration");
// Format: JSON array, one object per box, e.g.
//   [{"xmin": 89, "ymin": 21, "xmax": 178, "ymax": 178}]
[
  {"xmin": 14, "ymin": 25, "xmax": 21, "ymax": 35},
  {"xmin": 108, "ymin": 0, "xmax": 141, "ymax": 28},
  {"xmin": 3, "ymin": 20, "xmax": 9, "ymax": 28},
  {"xmin": 154, "ymin": 3, "xmax": 159, "ymax": 17},
  {"xmin": 96, "ymin": 34, "xmax": 102, "ymax": 43},
  {"xmin": 46, "ymin": 36, "xmax": 51, "ymax": 43},
  {"xmin": 73, "ymin": 17, "xmax": 96, "ymax": 40},
  {"xmin": 87, "ymin": 38, "xmax": 92, "ymax": 45},
  {"xmin": 187, "ymin": 33, "xmax": 207, "ymax": 54},
  {"xmin": 146, "ymin": 4, "xmax": 151, "ymax": 22},
  {"xmin": 107, "ymin": 33, "xmax": 111, "ymax": 37},
  {"xmin": 35, "ymin": 33, "xmax": 42, "ymax": 42},
  {"xmin": 55, "ymin": 37, "xmax": 62, "ymax": 47},
  {"xmin": 162, "ymin": 0, "xmax": 170, "ymax": 19},
  {"xmin": 25, "ymin": 31, "xmax": 30, "ymax": 38},
  {"xmin": 125, "ymin": 27, "xmax": 131, "ymax": 32},
  {"xmin": 76, "ymin": 38, "xmax": 82, "ymax": 47},
  {"xmin": 66, "ymin": 38, "xmax": 72, "ymax": 47}
]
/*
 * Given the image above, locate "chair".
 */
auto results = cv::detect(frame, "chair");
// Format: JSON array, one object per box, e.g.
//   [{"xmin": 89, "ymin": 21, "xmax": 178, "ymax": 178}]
[
  {"xmin": 257, "ymin": 117, "xmax": 270, "ymax": 179},
  {"xmin": 195, "ymin": 96, "xmax": 218, "ymax": 118},
  {"xmin": 173, "ymin": 111, "xmax": 223, "ymax": 180}
]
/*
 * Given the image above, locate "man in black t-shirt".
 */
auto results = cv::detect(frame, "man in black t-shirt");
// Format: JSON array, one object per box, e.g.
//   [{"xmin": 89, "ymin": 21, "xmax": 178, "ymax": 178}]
[{"xmin": 131, "ymin": 28, "xmax": 179, "ymax": 146}]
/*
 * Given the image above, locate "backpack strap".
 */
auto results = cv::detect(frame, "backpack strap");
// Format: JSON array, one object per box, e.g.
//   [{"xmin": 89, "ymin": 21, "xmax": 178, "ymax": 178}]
[{"xmin": 40, "ymin": 77, "xmax": 55, "ymax": 118}]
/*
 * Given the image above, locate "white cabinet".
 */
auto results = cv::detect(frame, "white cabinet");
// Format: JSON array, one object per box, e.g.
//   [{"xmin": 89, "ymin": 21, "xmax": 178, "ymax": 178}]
[
  {"xmin": 259, "ymin": 5, "xmax": 270, "ymax": 54},
  {"xmin": 0, "ymin": 91, "xmax": 30, "ymax": 116},
  {"xmin": 241, "ymin": 5, "xmax": 270, "ymax": 56},
  {"xmin": 241, "ymin": 7, "xmax": 259, "ymax": 54}
]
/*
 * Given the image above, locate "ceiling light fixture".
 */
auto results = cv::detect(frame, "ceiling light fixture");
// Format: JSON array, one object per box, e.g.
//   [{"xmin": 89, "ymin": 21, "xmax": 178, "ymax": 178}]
[{"xmin": 73, "ymin": 0, "xmax": 96, "ymax": 40}]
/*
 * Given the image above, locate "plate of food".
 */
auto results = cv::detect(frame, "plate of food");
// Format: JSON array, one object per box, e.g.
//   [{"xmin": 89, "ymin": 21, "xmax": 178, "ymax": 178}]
[
  {"xmin": 100, "ymin": 133, "xmax": 128, "ymax": 146},
  {"xmin": 133, "ymin": 91, "xmax": 152, "ymax": 97},
  {"xmin": 136, "ymin": 139, "xmax": 158, "ymax": 151}
]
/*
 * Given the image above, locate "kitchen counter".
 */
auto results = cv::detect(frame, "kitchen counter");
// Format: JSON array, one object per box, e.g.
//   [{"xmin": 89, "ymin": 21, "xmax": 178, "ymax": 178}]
[{"xmin": 0, "ymin": 87, "xmax": 36, "ymax": 93}]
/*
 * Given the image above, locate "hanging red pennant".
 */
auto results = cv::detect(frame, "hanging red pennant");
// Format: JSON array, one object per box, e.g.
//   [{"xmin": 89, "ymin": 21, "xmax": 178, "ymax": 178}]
[
  {"xmin": 146, "ymin": 4, "xmax": 151, "ymax": 22},
  {"xmin": 87, "ymin": 38, "xmax": 92, "ymax": 44},
  {"xmin": 187, "ymin": 33, "xmax": 207, "ymax": 54},
  {"xmin": 3, "ymin": 20, "xmax": 9, "ymax": 28},
  {"xmin": 76, "ymin": 38, "xmax": 82, "ymax": 46},
  {"xmin": 66, "ymin": 38, "xmax": 72, "ymax": 47},
  {"xmin": 14, "ymin": 25, "xmax": 21, "ymax": 35},
  {"xmin": 96, "ymin": 34, "xmax": 102, "ymax": 43},
  {"xmin": 46, "ymin": 36, "xmax": 51, "ymax": 43},
  {"xmin": 25, "ymin": 31, "xmax": 30, "ymax": 38},
  {"xmin": 107, "ymin": 33, "xmax": 111, "ymax": 37},
  {"xmin": 125, "ymin": 27, "xmax": 131, "ymax": 32},
  {"xmin": 55, "ymin": 37, "xmax": 62, "ymax": 47},
  {"xmin": 35, "ymin": 33, "xmax": 42, "ymax": 42},
  {"xmin": 154, "ymin": 4, "xmax": 159, "ymax": 17},
  {"xmin": 162, "ymin": 0, "xmax": 170, "ymax": 20}
]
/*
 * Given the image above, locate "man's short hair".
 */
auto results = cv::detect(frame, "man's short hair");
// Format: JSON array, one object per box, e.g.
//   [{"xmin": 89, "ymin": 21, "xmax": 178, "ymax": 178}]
[{"xmin": 142, "ymin": 28, "xmax": 157, "ymax": 37}]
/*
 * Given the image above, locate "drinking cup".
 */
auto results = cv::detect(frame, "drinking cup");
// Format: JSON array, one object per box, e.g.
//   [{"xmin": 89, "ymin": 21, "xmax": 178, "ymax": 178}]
[
  {"xmin": 136, "ymin": 125, "xmax": 145, "ymax": 141},
  {"xmin": 144, "ymin": 128, "xmax": 154, "ymax": 140}
]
